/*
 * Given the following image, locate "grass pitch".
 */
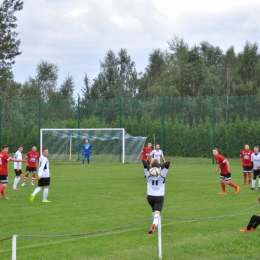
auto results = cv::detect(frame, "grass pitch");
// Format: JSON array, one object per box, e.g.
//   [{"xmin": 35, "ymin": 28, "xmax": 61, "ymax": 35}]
[{"xmin": 0, "ymin": 157, "xmax": 259, "ymax": 260}]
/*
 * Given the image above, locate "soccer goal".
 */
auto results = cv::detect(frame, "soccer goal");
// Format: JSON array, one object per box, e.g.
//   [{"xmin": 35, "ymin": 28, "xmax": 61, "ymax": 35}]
[{"xmin": 40, "ymin": 128, "xmax": 147, "ymax": 163}]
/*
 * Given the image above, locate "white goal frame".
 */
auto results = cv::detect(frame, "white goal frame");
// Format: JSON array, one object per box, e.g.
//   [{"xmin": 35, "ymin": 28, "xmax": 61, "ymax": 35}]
[{"xmin": 40, "ymin": 128, "xmax": 126, "ymax": 163}]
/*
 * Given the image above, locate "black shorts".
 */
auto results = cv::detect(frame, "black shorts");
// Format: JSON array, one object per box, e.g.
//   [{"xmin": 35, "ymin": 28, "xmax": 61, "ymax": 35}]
[
  {"xmin": 14, "ymin": 169, "xmax": 22, "ymax": 176},
  {"xmin": 38, "ymin": 177, "xmax": 50, "ymax": 187},
  {"xmin": 220, "ymin": 173, "xmax": 231, "ymax": 181},
  {"xmin": 26, "ymin": 167, "xmax": 37, "ymax": 173},
  {"xmin": 253, "ymin": 169, "xmax": 260, "ymax": 179},
  {"xmin": 243, "ymin": 166, "xmax": 252, "ymax": 172},
  {"xmin": 0, "ymin": 175, "xmax": 8, "ymax": 184},
  {"xmin": 147, "ymin": 195, "xmax": 164, "ymax": 212}
]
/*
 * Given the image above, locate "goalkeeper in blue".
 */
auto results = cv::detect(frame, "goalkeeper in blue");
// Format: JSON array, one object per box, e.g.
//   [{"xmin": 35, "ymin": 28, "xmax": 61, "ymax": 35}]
[{"xmin": 82, "ymin": 139, "xmax": 92, "ymax": 165}]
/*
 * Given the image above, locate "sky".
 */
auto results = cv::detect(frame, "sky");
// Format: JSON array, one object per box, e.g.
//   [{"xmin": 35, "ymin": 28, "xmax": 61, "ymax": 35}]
[{"xmin": 11, "ymin": 0, "xmax": 260, "ymax": 97}]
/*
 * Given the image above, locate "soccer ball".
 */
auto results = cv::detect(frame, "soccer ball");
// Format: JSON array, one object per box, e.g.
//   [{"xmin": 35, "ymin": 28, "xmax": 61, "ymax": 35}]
[{"xmin": 150, "ymin": 167, "xmax": 160, "ymax": 177}]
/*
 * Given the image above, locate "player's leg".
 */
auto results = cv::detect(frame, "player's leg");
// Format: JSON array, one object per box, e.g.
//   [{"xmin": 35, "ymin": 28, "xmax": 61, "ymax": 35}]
[
  {"xmin": 22, "ymin": 168, "xmax": 30, "ymax": 186},
  {"xmin": 219, "ymin": 175, "xmax": 226, "ymax": 194},
  {"xmin": 251, "ymin": 170, "xmax": 258, "ymax": 190},
  {"xmin": 0, "ymin": 176, "xmax": 9, "ymax": 199},
  {"xmin": 82, "ymin": 155, "xmax": 86, "ymax": 165},
  {"xmin": 148, "ymin": 196, "xmax": 164, "ymax": 234},
  {"xmin": 30, "ymin": 169, "xmax": 36, "ymax": 186},
  {"xmin": 225, "ymin": 174, "xmax": 240, "ymax": 193},
  {"xmin": 13, "ymin": 170, "xmax": 21, "ymax": 189},
  {"xmin": 87, "ymin": 154, "xmax": 90, "ymax": 165},
  {"xmin": 248, "ymin": 166, "xmax": 252, "ymax": 185},
  {"xmin": 42, "ymin": 177, "xmax": 50, "ymax": 202},
  {"xmin": 242, "ymin": 166, "xmax": 247, "ymax": 184},
  {"xmin": 240, "ymin": 215, "xmax": 260, "ymax": 232},
  {"xmin": 30, "ymin": 178, "xmax": 44, "ymax": 202}
]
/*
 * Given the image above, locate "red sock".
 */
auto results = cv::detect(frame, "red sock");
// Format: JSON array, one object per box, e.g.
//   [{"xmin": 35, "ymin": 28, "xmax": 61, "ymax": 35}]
[
  {"xmin": 221, "ymin": 182, "xmax": 226, "ymax": 192},
  {"xmin": 229, "ymin": 182, "xmax": 237, "ymax": 188},
  {"xmin": 248, "ymin": 173, "xmax": 252, "ymax": 180},
  {"xmin": 0, "ymin": 185, "xmax": 6, "ymax": 198},
  {"xmin": 243, "ymin": 173, "xmax": 247, "ymax": 181}
]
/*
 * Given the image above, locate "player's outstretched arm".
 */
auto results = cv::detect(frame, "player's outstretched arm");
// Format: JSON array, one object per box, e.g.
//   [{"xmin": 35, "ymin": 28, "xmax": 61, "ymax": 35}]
[{"xmin": 161, "ymin": 161, "xmax": 170, "ymax": 169}]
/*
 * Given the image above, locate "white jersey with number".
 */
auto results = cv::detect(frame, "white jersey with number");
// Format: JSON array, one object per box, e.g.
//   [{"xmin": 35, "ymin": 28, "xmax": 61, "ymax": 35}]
[
  {"xmin": 14, "ymin": 150, "xmax": 22, "ymax": 170},
  {"xmin": 251, "ymin": 153, "xmax": 260, "ymax": 170},
  {"xmin": 145, "ymin": 167, "xmax": 169, "ymax": 196},
  {"xmin": 38, "ymin": 155, "xmax": 50, "ymax": 178},
  {"xmin": 149, "ymin": 149, "xmax": 164, "ymax": 163}
]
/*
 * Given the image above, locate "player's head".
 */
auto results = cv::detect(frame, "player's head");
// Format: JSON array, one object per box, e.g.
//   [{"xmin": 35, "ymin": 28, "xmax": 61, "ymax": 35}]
[
  {"xmin": 245, "ymin": 144, "xmax": 249, "ymax": 150},
  {"xmin": 151, "ymin": 159, "xmax": 160, "ymax": 168},
  {"xmin": 18, "ymin": 145, "xmax": 23, "ymax": 152},
  {"xmin": 254, "ymin": 146, "xmax": 259, "ymax": 153},
  {"xmin": 2, "ymin": 145, "xmax": 9, "ymax": 152},
  {"xmin": 212, "ymin": 148, "xmax": 219, "ymax": 156},
  {"xmin": 32, "ymin": 146, "xmax": 37, "ymax": 152},
  {"xmin": 147, "ymin": 142, "xmax": 152, "ymax": 148},
  {"xmin": 155, "ymin": 144, "xmax": 160, "ymax": 150},
  {"xmin": 42, "ymin": 148, "xmax": 49, "ymax": 156},
  {"xmin": 85, "ymin": 139, "xmax": 89, "ymax": 143}
]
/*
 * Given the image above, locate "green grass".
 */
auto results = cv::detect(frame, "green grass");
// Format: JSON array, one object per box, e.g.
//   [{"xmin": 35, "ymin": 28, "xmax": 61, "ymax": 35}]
[{"xmin": 1, "ymin": 157, "xmax": 260, "ymax": 260}]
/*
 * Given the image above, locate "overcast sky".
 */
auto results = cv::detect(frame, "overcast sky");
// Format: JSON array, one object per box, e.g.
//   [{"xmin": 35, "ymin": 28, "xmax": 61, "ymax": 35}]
[{"xmin": 12, "ymin": 0, "xmax": 260, "ymax": 97}]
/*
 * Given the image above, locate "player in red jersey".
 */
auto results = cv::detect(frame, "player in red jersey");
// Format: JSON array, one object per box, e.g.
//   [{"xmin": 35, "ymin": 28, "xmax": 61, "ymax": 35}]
[
  {"xmin": 21, "ymin": 146, "xmax": 40, "ymax": 186},
  {"xmin": 138, "ymin": 142, "xmax": 153, "ymax": 177},
  {"xmin": 240, "ymin": 144, "xmax": 253, "ymax": 185},
  {"xmin": 213, "ymin": 148, "xmax": 240, "ymax": 195},
  {"xmin": 0, "ymin": 145, "xmax": 25, "ymax": 199}
]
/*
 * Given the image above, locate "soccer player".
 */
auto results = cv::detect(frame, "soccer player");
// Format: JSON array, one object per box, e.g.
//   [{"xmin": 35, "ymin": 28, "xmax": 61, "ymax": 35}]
[
  {"xmin": 137, "ymin": 142, "xmax": 153, "ymax": 177},
  {"xmin": 21, "ymin": 146, "xmax": 40, "ymax": 186},
  {"xmin": 13, "ymin": 145, "xmax": 24, "ymax": 190},
  {"xmin": 240, "ymin": 144, "xmax": 253, "ymax": 185},
  {"xmin": 213, "ymin": 148, "xmax": 240, "ymax": 195},
  {"xmin": 30, "ymin": 148, "xmax": 51, "ymax": 203},
  {"xmin": 148, "ymin": 144, "xmax": 166, "ymax": 165},
  {"xmin": 82, "ymin": 139, "xmax": 92, "ymax": 165},
  {"xmin": 144, "ymin": 159, "xmax": 170, "ymax": 234},
  {"xmin": 250, "ymin": 146, "xmax": 260, "ymax": 190},
  {"xmin": 0, "ymin": 145, "xmax": 25, "ymax": 199}
]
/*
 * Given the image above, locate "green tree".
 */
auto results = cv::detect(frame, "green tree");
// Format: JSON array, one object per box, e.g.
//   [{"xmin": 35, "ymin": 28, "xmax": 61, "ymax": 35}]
[{"xmin": 0, "ymin": 0, "xmax": 23, "ymax": 74}]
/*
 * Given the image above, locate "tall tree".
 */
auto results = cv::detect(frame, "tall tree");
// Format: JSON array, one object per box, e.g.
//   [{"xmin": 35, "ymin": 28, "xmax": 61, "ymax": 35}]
[
  {"xmin": 89, "ymin": 49, "xmax": 138, "ymax": 99},
  {"xmin": 0, "ymin": 0, "xmax": 23, "ymax": 74}
]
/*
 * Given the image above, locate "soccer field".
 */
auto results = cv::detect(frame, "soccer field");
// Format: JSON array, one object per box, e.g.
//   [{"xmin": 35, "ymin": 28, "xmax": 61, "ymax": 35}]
[{"xmin": 1, "ymin": 157, "xmax": 259, "ymax": 260}]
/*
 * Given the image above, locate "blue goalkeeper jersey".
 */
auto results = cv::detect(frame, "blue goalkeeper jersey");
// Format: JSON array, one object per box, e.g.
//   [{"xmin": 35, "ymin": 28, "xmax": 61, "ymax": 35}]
[{"xmin": 82, "ymin": 143, "xmax": 92, "ymax": 155}]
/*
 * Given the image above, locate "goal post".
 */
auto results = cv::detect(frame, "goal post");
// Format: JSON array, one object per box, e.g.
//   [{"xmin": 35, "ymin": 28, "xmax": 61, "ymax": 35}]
[{"xmin": 40, "ymin": 128, "xmax": 147, "ymax": 163}]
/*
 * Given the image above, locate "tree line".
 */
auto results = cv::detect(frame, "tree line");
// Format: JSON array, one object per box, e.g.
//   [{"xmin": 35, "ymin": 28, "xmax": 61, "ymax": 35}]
[{"xmin": 1, "ymin": 0, "xmax": 260, "ymax": 102}]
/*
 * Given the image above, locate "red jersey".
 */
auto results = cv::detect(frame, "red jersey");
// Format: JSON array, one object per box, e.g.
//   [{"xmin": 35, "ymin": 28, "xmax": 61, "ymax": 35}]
[
  {"xmin": 0, "ymin": 152, "xmax": 12, "ymax": 175},
  {"xmin": 214, "ymin": 154, "xmax": 230, "ymax": 174},
  {"xmin": 141, "ymin": 147, "xmax": 153, "ymax": 161},
  {"xmin": 26, "ymin": 151, "xmax": 40, "ymax": 167},
  {"xmin": 240, "ymin": 149, "xmax": 253, "ymax": 166}
]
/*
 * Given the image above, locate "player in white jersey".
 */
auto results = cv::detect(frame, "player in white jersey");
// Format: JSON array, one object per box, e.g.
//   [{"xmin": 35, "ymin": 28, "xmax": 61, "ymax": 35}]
[
  {"xmin": 144, "ymin": 159, "xmax": 170, "ymax": 234},
  {"xmin": 30, "ymin": 148, "xmax": 51, "ymax": 203},
  {"xmin": 13, "ymin": 145, "xmax": 24, "ymax": 190},
  {"xmin": 250, "ymin": 146, "xmax": 260, "ymax": 190},
  {"xmin": 148, "ymin": 144, "xmax": 166, "ymax": 165}
]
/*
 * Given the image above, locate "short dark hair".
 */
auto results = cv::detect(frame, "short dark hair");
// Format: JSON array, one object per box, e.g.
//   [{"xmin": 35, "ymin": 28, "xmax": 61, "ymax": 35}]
[
  {"xmin": 2, "ymin": 145, "xmax": 8, "ymax": 149},
  {"xmin": 42, "ymin": 147, "xmax": 48, "ymax": 152},
  {"xmin": 18, "ymin": 145, "xmax": 23, "ymax": 148},
  {"xmin": 151, "ymin": 159, "xmax": 160, "ymax": 168}
]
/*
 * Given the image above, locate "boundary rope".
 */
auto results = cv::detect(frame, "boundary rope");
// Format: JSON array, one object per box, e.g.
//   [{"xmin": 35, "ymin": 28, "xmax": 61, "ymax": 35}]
[{"xmin": 0, "ymin": 204, "xmax": 258, "ymax": 241}]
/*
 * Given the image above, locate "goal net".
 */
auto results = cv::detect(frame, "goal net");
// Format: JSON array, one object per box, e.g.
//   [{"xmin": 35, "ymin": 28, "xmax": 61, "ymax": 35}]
[{"xmin": 40, "ymin": 128, "xmax": 147, "ymax": 163}]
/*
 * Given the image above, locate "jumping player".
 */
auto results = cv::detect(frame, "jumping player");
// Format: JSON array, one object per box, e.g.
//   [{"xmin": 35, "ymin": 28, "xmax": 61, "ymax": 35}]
[{"xmin": 21, "ymin": 146, "xmax": 40, "ymax": 186}]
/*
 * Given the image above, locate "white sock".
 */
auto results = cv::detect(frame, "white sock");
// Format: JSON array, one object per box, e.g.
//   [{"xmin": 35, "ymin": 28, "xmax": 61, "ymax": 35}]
[
  {"xmin": 153, "ymin": 214, "xmax": 159, "ymax": 227},
  {"xmin": 43, "ymin": 188, "xmax": 49, "ymax": 200},
  {"xmin": 252, "ymin": 180, "xmax": 256, "ymax": 188},
  {"xmin": 152, "ymin": 212, "xmax": 154, "ymax": 217},
  {"xmin": 13, "ymin": 178, "xmax": 18, "ymax": 187},
  {"xmin": 33, "ymin": 187, "xmax": 41, "ymax": 196},
  {"xmin": 258, "ymin": 179, "xmax": 260, "ymax": 188},
  {"xmin": 15, "ymin": 177, "xmax": 20, "ymax": 187}
]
